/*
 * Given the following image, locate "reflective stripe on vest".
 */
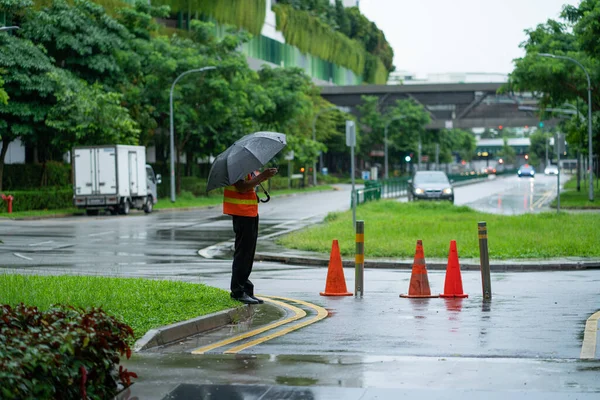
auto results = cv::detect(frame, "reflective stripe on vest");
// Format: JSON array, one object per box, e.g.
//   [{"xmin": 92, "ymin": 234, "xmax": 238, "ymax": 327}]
[{"xmin": 223, "ymin": 174, "xmax": 258, "ymax": 217}]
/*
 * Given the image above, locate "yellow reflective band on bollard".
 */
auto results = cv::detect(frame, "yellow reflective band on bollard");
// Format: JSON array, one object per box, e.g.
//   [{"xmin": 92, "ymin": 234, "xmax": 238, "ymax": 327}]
[
  {"xmin": 355, "ymin": 233, "xmax": 364, "ymax": 243},
  {"xmin": 355, "ymin": 254, "xmax": 364, "ymax": 264}
]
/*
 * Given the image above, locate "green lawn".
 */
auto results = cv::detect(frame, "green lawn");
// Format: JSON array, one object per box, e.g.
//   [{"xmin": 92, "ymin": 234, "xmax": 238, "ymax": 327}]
[
  {"xmin": 0, "ymin": 274, "xmax": 239, "ymax": 340},
  {"xmin": 553, "ymin": 175, "xmax": 600, "ymax": 209},
  {"xmin": 277, "ymin": 200, "xmax": 600, "ymax": 259}
]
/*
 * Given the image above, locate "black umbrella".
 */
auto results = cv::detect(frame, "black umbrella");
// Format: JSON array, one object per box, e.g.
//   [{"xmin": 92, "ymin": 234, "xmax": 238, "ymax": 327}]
[{"xmin": 206, "ymin": 131, "xmax": 287, "ymax": 193}]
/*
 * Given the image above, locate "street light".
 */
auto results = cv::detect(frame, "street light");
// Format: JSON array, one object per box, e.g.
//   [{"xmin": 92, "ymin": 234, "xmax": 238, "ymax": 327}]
[
  {"xmin": 538, "ymin": 53, "xmax": 594, "ymax": 201},
  {"xmin": 169, "ymin": 66, "xmax": 217, "ymax": 202},
  {"xmin": 383, "ymin": 115, "xmax": 407, "ymax": 179},
  {"xmin": 311, "ymin": 106, "xmax": 338, "ymax": 186},
  {"xmin": 0, "ymin": 26, "xmax": 19, "ymax": 32}
]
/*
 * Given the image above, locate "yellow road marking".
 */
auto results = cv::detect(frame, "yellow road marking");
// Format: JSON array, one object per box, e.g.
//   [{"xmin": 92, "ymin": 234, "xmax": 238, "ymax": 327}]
[
  {"xmin": 580, "ymin": 310, "xmax": 600, "ymax": 359},
  {"xmin": 533, "ymin": 190, "xmax": 554, "ymax": 209},
  {"xmin": 224, "ymin": 296, "xmax": 328, "ymax": 354},
  {"xmin": 191, "ymin": 297, "xmax": 305, "ymax": 354}
]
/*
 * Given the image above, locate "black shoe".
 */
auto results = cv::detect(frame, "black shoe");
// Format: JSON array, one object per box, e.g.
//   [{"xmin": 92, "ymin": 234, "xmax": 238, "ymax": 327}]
[
  {"xmin": 232, "ymin": 293, "xmax": 259, "ymax": 305},
  {"xmin": 249, "ymin": 295, "xmax": 264, "ymax": 304}
]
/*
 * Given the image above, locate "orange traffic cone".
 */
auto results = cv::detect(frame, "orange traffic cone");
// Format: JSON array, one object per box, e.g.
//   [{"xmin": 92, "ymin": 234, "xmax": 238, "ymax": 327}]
[
  {"xmin": 320, "ymin": 240, "xmax": 352, "ymax": 296},
  {"xmin": 400, "ymin": 240, "xmax": 439, "ymax": 298},
  {"xmin": 440, "ymin": 240, "xmax": 468, "ymax": 298}
]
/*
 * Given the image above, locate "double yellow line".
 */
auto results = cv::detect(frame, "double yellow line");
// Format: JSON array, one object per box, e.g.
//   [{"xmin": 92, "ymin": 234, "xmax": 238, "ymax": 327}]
[
  {"xmin": 532, "ymin": 190, "xmax": 555, "ymax": 209},
  {"xmin": 191, "ymin": 296, "xmax": 327, "ymax": 355}
]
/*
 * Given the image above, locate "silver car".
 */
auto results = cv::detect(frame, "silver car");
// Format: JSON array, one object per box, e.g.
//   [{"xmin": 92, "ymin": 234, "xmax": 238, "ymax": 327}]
[{"xmin": 408, "ymin": 171, "xmax": 454, "ymax": 203}]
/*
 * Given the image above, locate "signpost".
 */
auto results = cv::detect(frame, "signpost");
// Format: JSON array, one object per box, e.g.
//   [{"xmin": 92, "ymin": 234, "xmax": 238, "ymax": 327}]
[
  {"xmin": 555, "ymin": 133, "xmax": 565, "ymax": 213},
  {"xmin": 346, "ymin": 120, "xmax": 356, "ymax": 228}
]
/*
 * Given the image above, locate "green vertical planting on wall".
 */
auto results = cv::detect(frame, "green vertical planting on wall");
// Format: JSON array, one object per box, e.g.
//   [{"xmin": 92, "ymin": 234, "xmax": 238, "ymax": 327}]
[
  {"xmin": 273, "ymin": 3, "xmax": 365, "ymax": 77},
  {"xmin": 152, "ymin": 0, "xmax": 266, "ymax": 36}
]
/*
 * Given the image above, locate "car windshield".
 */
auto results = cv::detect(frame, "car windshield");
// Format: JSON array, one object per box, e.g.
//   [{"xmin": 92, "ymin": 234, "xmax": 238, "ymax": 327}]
[
  {"xmin": 521, "ymin": 166, "xmax": 533, "ymax": 171},
  {"xmin": 414, "ymin": 172, "xmax": 449, "ymax": 184}
]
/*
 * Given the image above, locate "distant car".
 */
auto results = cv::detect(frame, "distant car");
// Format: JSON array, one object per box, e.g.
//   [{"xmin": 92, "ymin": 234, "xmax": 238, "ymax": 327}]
[
  {"xmin": 544, "ymin": 165, "xmax": 559, "ymax": 175},
  {"xmin": 517, "ymin": 165, "xmax": 535, "ymax": 178},
  {"xmin": 408, "ymin": 171, "xmax": 454, "ymax": 203}
]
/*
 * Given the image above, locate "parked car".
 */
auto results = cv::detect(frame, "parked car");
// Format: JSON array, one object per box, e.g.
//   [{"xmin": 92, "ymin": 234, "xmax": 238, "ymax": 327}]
[
  {"xmin": 517, "ymin": 165, "xmax": 535, "ymax": 178},
  {"xmin": 544, "ymin": 165, "xmax": 559, "ymax": 175},
  {"xmin": 408, "ymin": 171, "xmax": 454, "ymax": 203}
]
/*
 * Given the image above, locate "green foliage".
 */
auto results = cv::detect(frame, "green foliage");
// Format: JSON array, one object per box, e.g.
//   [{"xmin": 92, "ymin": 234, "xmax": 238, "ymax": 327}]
[
  {"xmin": 528, "ymin": 131, "xmax": 552, "ymax": 167},
  {"xmin": 152, "ymin": 0, "xmax": 266, "ymax": 36},
  {"xmin": 0, "ymin": 77, "xmax": 8, "ymax": 105},
  {"xmin": 0, "ymin": 303, "xmax": 136, "ymax": 399},
  {"xmin": 277, "ymin": 0, "xmax": 394, "ymax": 75},
  {"xmin": 0, "ymin": 188, "xmax": 72, "ymax": 212},
  {"xmin": 506, "ymin": 0, "xmax": 600, "ymax": 156},
  {"xmin": 46, "ymin": 72, "xmax": 140, "ymax": 152},
  {"xmin": 21, "ymin": 0, "xmax": 131, "ymax": 85},
  {"xmin": 273, "ymin": 3, "xmax": 365, "ymax": 76},
  {"xmin": 2, "ymin": 161, "xmax": 71, "ymax": 190},
  {"xmin": 357, "ymin": 96, "xmax": 431, "ymax": 164}
]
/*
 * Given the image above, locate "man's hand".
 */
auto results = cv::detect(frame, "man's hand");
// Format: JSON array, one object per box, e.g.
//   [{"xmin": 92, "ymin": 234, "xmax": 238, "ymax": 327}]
[
  {"xmin": 260, "ymin": 168, "xmax": 278, "ymax": 180},
  {"xmin": 234, "ymin": 168, "xmax": 278, "ymax": 193}
]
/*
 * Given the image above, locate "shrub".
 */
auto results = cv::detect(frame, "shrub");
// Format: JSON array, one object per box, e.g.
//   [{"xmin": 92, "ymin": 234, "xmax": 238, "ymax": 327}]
[
  {"xmin": 0, "ymin": 188, "xmax": 72, "ymax": 213},
  {"xmin": 2, "ymin": 162, "xmax": 71, "ymax": 190},
  {"xmin": 0, "ymin": 304, "xmax": 136, "ymax": 400}
]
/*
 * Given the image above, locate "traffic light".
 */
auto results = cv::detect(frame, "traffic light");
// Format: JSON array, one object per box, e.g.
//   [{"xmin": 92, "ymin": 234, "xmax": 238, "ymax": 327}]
[
  {"xmin": 300, "ymin": 167, "xmax": 305, "ymax": 173},
  {"xmin": 525, "ymin": 154, "xmax": 529, "ymax": 160},
  {"xmin": 498, "ymin": 125, "xmax": 503, "ymax": 130},
  {"xmin": 539, "ymin": 121, "xmax": 544, "ymax": 128},
  {"xmin": 405, "ymin": 155, "xmax": 411, "ymax": 162}
]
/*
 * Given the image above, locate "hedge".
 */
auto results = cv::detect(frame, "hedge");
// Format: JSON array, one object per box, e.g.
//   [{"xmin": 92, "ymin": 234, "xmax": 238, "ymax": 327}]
[
  {"xmin": 0, "ymin": 304, "xmax": 136, "ymax": 400},
  {"xmin": 0, "ymin": 188, "xmax": 72, "ymax": 213},
  {"xmin": 2, "ymin": 162, "xmax": 72, "ymax": 190}
]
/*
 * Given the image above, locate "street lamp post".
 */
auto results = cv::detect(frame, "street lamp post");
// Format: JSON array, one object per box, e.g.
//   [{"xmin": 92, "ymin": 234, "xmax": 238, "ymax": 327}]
[
  {"xmin": 383, "ymin": 115, "xmax": 407, "ymax": 179},
  {"xmin": 169, "ymin": 66, "xmax": 216, "ymax": 202},
  {"xmin": 311, "ymin": 106, "xmax": 338, "ymax": 186},
  {"xmin": 538, "ymin": 53, "xmax": 594, "ymax": 201}
]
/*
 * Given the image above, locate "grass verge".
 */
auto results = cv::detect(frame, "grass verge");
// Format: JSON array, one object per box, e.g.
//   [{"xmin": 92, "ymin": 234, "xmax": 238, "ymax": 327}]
[
  {"xmin": 0, "ymin": 274, "xmax": 239, "ymax": 340},
  {"xmin": 276, "ymin": 200, "xmax": 600, "ymax": 259},
  {"xmin": 552, "ymin": 175, "xmax": 600, "ymax": 209}
]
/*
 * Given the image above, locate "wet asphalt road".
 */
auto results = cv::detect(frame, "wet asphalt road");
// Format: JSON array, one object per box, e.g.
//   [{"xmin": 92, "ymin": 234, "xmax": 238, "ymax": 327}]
[{"xmin": 2, "ymin": 176, "xmax": 600, "ymax": 399}]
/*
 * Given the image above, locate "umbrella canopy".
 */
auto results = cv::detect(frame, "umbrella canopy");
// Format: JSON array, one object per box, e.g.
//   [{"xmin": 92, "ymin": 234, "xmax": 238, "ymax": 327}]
[{"xmin": 206, "ymin": 131, "xmax": 286, "ymax": 192}]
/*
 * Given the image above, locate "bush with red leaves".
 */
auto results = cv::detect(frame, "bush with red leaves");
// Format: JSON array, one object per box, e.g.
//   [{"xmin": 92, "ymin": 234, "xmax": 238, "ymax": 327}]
[{"xmin": 0, "ymin": 303, "xmax": 137, "ymax": 399}]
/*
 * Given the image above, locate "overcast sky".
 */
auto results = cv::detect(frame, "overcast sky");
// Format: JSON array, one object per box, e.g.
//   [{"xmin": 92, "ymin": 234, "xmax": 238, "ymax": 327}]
[{"xmin": 359, "ymin": 0, "xmax": 579, "ymax": 76}]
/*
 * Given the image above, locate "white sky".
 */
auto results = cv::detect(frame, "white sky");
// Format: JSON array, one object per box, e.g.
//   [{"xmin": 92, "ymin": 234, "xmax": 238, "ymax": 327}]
[{"xmin": 359, "ymin": 0, "xmax": 580, "ymax": 76}]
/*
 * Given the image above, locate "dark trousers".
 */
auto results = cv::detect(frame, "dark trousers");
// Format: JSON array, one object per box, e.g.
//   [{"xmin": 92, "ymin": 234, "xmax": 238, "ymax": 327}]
[{"xmin": 230, "ymin": 215, "xmax": 259, "ymax": 298}]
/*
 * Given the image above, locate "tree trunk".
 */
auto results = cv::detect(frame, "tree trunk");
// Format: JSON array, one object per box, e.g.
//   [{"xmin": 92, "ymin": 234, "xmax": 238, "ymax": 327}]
[{"xmin": 0, "ymin": 139, "xmax": 10, "ymax": 192}]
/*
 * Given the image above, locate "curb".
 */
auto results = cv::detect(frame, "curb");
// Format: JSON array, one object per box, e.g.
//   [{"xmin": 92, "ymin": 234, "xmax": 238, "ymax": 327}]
[
  {"xmin": 133, "ymin": 305, "xmax": 255, "ymax": 352},
  {"xmin": 254, "ymin": 252, "xmax": 600, "ymax": 272}
]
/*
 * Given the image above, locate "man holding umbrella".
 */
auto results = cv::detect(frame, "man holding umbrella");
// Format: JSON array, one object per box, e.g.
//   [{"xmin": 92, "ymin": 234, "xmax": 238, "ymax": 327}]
[
  {"xmin": 224, "ymin": 168, "xmax": 278, "ymax": 304},
  {"xmin": 207, "ymin": 132, "xmax": 287, "ymax": 305}
]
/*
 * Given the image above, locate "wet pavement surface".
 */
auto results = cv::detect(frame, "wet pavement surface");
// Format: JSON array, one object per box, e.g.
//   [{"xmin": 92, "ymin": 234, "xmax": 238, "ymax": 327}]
[{"xmin": 2, "ymin": 180, "xmax": 600, "ymax": 399}]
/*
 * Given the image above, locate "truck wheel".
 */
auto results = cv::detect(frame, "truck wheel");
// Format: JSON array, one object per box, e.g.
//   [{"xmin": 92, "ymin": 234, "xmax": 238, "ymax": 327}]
[
  {"xmin": 119, "ymin": 200, "xmax": 130, "ymax": 215},
  {"xmin": 86, "ymin": 209, "xmax": 99, "ymax": 216},
  {"xmin": 143, "ymin": 196, "xmax": 153, "ymax": 214}
]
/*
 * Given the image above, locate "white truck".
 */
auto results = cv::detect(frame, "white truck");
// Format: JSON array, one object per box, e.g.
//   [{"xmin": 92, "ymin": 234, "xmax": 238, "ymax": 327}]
[{"xmin": 72, "ymin": 145, "xmax": 161, "ymax": 216}]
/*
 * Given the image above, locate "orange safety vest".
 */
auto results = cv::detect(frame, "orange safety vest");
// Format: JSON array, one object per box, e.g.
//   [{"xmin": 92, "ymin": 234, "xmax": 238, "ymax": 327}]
[{"xmin": 223, "ymin": 174, "xmax": 258, "ymax": 217}]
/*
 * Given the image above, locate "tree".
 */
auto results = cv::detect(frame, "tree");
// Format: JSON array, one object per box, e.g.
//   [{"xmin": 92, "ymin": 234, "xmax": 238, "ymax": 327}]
[
  {"xmin": 45, "ymin": 71, "xmax": 140, "ymax": 152},
  {"xmin": 0, "ymin": 32, "xmax": 58, "ymax": 191},
  {"xmin": 506, "ymin": 0, "xmax": 600, "ymax": 156},
  {"xmin": 19, "ymin": 0, "xmax": 130, "ymax": 86},
  {"xmin": 357, "ymin": 96, "xmax": 430, "ymax": 169}
]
